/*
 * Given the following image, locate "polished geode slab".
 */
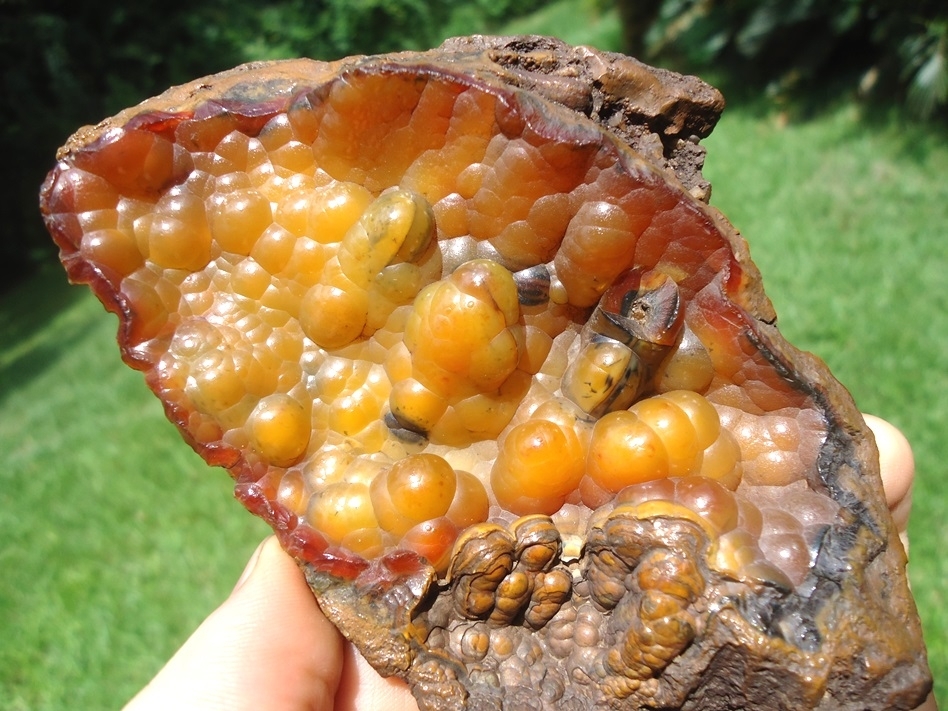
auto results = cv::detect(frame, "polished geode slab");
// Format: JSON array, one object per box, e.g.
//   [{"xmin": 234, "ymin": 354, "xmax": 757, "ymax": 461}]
[{"xmin": 40, "ymin": 35, "xmax": 931, "ymax": 711}]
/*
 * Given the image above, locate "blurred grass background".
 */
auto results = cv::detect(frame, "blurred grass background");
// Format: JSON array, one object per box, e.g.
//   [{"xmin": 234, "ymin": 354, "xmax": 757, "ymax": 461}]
[{"xmin": 1, "ymin": 0, "xmax": 945, "ymax": 708}]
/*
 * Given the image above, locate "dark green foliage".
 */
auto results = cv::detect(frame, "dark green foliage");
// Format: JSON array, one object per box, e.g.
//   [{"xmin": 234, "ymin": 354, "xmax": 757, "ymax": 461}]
[
  {"xmin": 900, "ymin": 17, "xmax": 948, "ymax": 118},
  {"xmin": 624, "ymin": 0, "xmax": 948, "ymax": 118},
  {"xmin": 3, "ymin": 0, "xmax": 246, "ymax": 288}
]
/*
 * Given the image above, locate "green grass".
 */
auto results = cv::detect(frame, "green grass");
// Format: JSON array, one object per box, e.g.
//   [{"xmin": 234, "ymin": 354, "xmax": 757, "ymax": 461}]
[{"xmin": 2, "ymin": 3, "xmax": 946, "ymax": 707}]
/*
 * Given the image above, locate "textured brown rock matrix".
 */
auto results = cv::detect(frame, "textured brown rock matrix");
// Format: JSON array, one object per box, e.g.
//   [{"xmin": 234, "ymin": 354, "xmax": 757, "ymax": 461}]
[{"xmin": 40, "ymin": 35, "xmax": 931, "ymax": 710}]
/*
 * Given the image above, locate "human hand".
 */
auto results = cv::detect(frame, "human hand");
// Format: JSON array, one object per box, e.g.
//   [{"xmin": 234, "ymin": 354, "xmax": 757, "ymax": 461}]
[
  {"xmin": 125, "ymin": 415, "xmax": 924, "ymax": 711},
  {"xmin": 123, "ymin": 531, "xmax": 420, "ymax": 711}
]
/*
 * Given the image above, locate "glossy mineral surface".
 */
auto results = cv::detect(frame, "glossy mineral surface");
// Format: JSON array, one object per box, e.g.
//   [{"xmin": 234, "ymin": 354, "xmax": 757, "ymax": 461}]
[{"xmin": 40, "ymin": 36, "xmax": 930, "ymax": 711}]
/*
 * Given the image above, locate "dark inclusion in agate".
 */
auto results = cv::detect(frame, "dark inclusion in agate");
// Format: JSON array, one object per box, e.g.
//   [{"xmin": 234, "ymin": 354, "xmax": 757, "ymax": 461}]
[{"xmin": 40, "ymin": 34, "xmax": 931, "ymax": 711}]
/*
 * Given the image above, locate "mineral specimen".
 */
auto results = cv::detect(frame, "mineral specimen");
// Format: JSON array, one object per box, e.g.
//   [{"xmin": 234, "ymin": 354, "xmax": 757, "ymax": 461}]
[{"xmin": 39, "ymin": 35, "xmax": 932, "ymax": 711}]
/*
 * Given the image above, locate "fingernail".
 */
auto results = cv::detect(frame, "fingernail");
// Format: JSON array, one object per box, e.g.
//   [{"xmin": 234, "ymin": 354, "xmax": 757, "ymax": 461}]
[{"xmin": 233, "ymin": 538, "xmax": 268, "ymax": 592}]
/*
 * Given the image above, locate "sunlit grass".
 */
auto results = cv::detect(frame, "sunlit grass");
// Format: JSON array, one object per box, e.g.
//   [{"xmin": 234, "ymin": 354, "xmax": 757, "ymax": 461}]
[{"xmin": 1, "ymin": 2, "xmax": 945, "ymax": 707}]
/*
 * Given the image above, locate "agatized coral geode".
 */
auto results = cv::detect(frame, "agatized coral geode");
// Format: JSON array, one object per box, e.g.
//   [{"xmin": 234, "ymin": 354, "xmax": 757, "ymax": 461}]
[{"xmin": 39, "ymin": 35, "xmax": 932, "ymax": 710}]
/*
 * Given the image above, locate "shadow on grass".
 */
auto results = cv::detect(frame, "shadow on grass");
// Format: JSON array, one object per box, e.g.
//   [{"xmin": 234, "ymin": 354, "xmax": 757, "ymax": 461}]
[{"xmin": 0, "ymin": 263, "xmax": 94, "ymax": 403}]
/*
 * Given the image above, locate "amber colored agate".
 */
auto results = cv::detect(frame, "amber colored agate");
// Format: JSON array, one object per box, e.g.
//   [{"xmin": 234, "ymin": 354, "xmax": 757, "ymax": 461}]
[{"xmin": 41, "ymin": 65, "xmax": 833, "ymax": 587}]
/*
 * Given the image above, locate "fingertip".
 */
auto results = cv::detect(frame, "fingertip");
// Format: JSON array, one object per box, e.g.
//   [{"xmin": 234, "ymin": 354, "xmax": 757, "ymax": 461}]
[
  {"xmin": 248, "ymin": 540, "xmax": 421, "ymax": 711},
  {"xmin": 126, "ymin": 537, "xmax": 345, "ymax": 711},
  {"xmin": 231, "ymin": 536, "xmax": 267, "ymax": 593},
  {"xmin": 863, "ymin": 414, "xmax": 915, "ymax": 511},
  {"xmin": 250, "ymin": 539, "xmax": 421, "ymax": 711},
  {"xmin": 223, "ymin": 536, "xmax": 346, "ymax": 708},
  {"xmin": 234, "ymin": 535, "xmax": 314, "ymax": 602}
]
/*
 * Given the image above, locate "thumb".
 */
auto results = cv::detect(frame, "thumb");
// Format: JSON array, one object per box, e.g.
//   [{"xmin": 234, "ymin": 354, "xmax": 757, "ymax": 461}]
[
  {"xmin": 125, "ymin": 536, "xmax": 344, "ymax": 711},
  {"xmin": 863, "ymin": 414, "xmax": 915, "ymax": 544}
]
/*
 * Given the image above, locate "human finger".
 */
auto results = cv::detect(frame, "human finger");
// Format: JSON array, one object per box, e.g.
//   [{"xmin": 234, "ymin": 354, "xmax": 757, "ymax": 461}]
[
  {"xmin": 125, "ymin": 536, "xmax": 344, "ymax": 711},
  {"xmin": 863, "ymin": 413, "xmax": 915, "ymax": 535}
]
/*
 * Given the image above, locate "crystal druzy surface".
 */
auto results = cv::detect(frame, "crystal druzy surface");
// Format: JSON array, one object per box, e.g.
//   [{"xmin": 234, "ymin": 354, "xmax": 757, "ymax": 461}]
[{"xmin": 39, "ymin": 35, "xmax": 931, "ymax": 711}]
